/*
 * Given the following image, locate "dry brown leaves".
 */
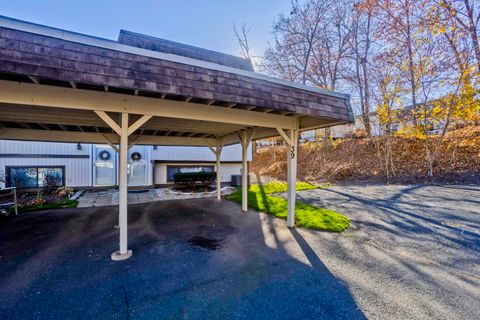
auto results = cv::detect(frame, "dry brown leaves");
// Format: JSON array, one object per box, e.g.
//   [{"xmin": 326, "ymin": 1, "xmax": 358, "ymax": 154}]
[{"xmin": 251, "ymin": 126, "xmax": 480, "ymax": 182}]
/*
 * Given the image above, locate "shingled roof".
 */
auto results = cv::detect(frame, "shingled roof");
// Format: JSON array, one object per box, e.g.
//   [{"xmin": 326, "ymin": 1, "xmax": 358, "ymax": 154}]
[
  {"xmin": 0, "ymin": 15, "xmax": 353, "ymax": 141},
  {"xmin": 118, "ymin": 30, "xmax": 255, "ymax": 72}
]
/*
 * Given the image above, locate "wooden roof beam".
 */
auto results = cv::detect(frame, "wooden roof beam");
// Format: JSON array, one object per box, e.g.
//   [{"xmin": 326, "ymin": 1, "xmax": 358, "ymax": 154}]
[
  {"xmin": 28, "ymin": 76, "xmax": 39, "ymax": 84},
  {"xmin": 0, "ymin": 127, "xmax": 216, "ymax": 146},
  {"xmin": 37, "ymin": 123, "xmax": 50, "ymax": 130},
  {"xmin": 18, "ymin": 122, "xmax": 32, "ymax": 129},
  {"xmin": 0, "ymin": 81, "xmax": 297, "ymax": 129}
]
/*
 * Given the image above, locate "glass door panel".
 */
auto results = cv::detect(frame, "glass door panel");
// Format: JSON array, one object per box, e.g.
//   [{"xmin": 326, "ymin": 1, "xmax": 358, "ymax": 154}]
[{"xmin": 94, "ymin": 145, "xmax": 116, "ymax": 186}]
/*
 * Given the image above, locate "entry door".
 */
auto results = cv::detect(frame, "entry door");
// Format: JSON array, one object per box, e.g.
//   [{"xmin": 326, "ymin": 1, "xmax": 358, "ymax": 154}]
[
  {"xmin": 128, "ymin": 146, "xmax": 148, "ymax": 186},
  {"xmin": 93, "ymin": 145, "xmax": 117, "ymax": 186}
]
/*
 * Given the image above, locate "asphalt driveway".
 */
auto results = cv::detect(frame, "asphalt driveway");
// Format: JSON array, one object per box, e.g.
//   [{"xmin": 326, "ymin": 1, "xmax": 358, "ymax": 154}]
[
  {"xmin": 0, "ymin": 198, "xmax": 363, "ymax": 320},
  {"xmin": 0, "ymin": 184, "xmax": 479, "ymax": 319},
  {"xmin": 292, "ymin": 184, "xmax": 480, "ymax": 319}
]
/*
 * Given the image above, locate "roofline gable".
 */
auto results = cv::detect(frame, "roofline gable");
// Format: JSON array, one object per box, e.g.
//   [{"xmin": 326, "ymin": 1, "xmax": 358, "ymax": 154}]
[{"xmin": 0, "ymin": 15, "xmax": 349, "ymax": 100}]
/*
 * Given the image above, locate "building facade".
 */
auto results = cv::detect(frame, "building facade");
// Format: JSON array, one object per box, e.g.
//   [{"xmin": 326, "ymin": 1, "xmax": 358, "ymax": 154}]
[{"xmin": 0, "ymin": 140, "xmax": 251, "ymax": 189}]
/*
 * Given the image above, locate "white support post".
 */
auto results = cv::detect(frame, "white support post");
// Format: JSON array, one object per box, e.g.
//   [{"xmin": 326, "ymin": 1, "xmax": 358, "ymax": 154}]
[
  {"xmin": 111, "ymin": 112, "xmax": 132, "ymax": 261},
  {"xmin": 95, "ymin": 111, "xmax": 149, "ymax": 260},
  {"xmin": 286, "ymin": 129, "xmax": 298, "ymax": 228},
  {"xmin": 205, "ymin": 138, "xmax": 223, "ymax": 201},
  {"xmin": 13, "ymin": 187, "xmax": 18, "ymax": 216},
  {"xmin": 215, "ymin": 139, "xmax": 223, "ymax": 201},
  {"xmin": 240, "ymin": 131, "xmax": 249, "ymax": 212}
]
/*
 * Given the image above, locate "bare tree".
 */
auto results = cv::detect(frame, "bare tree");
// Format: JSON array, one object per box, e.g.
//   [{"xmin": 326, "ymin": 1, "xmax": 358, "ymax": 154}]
[
  {"xmin": 346, "ymin": 0, "xmax": 377, "ymax": 136},
  {"xmin": 309, "ymin": 0, "xmax": 352, "ymax": 90},
  {"xmin": 375, "ymin": 0, "xmax": 431, "ymax": 125},
  {"xmin": 438, "ymin": 0, "xmax": 480, "ymax": 72},
  {"xmin": 262, "ymin": 0, "xmax": 352, "ymax": 140},
  {"xmin": 259, "ymin": 0, "xmax": 478, "ymax": 178},
  {"xmin": 371, "ymin": 53, "xmax": 404, "ymax": 180},
  {"xmin": 233, "ymin": 23, "xmax": 254, "ymax": 61},
  {"xmin": 263, "ymin": 0, "xmax": 332, "ymax": 85},
  {"xmin": 420, "ymin": 1, "xmax": 477, "ymax": 176}
]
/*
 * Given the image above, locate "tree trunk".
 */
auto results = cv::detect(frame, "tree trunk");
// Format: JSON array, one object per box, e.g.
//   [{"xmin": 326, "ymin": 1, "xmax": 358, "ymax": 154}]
[
  {"xmin": 427, "ymin": 161, "xmax": 433, "ymax": 177},
  {"xmin": 324, "ymin": 127, "xmax": 331, "ymax": 141},
  {"xmin": 464, "ymin": 0, "xmax": 480, "ymax": 72},
  {"xmin": 405, "ymin": 6, "xmax": 417, "ymax": 124},
  {"xmin": 362, "ymin": 10, "xmax": 373, "ymax": 137}
]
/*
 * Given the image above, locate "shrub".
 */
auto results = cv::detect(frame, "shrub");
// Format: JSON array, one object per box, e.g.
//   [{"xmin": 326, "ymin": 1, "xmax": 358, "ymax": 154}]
[
  {"xmin": 13, "ymin": 173, "xmax": 29, "ymax": 195},
  {"xmin": 173, "ymin": 171, "xmax": 216, "ymax": 185},
  {"xmin": 43, "ymin": 174, "xmax": 60, "ymax": 194},
  {"xmin": 20, "ymin": 198, "xmax": 46, "ymax": 208},
  {"xmin": 351, "ymin": 128, "xmax": 368, "ymax": 139},
  {"xmin": 56, "ymin": 186, "xmax": 74, "ymax": 198},
  {"xmin": 14, "ymin": 199, "xmax": 78, "ymax": 213}
]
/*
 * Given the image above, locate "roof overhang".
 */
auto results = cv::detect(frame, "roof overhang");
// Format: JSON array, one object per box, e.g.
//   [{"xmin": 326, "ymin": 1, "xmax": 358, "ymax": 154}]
[{"xmin": 0, "ymin": 16, "xmax": 353, "ymax": 146}]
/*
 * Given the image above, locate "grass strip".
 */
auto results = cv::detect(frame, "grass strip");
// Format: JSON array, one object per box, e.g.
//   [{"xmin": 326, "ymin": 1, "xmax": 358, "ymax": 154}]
[{"xmin": 225, "ymin": 182, "xmax": 350, "ymax": 232}]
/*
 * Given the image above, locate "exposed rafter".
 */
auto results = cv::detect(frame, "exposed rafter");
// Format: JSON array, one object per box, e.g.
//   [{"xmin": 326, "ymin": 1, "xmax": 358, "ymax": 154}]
[
  {"xmin": 0, "ymin": 127, "xmax": 216, "ymax": 146},
  {"xmin": 28, "ymin": 76, "xmax": 39, "ymax": 84},
  {"xmin": 0, "ymin": 81, "xmax": 297, "ymax": 129}
]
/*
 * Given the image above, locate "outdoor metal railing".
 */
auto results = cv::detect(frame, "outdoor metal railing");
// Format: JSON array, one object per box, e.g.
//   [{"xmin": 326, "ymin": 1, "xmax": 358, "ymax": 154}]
[{"xmin": 0, "ymin": 187, "xmax": 18, "ymax": 216}]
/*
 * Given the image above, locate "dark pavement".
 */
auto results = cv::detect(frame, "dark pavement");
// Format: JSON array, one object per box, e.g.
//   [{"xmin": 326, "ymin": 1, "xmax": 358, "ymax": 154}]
[
  {"xmin": 0, "ymin": 199, "xmax": 364, "ymax": 320},
  {"xmin": 2, "ymin": 184, "xmax": 478, "ymax": 319},
  {"xmin": 291, "ymin": 184, "xmax": 480, "ymax": 320}
]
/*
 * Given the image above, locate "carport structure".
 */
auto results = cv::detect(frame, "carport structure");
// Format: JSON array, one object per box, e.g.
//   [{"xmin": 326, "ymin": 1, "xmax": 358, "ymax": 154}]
[{"xmin": 0, "ymin": 16, "xmax": 353, "ymax": 260}]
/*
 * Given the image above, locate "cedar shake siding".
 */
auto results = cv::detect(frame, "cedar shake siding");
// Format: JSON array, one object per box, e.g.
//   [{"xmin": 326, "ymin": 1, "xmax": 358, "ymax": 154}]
[
  {"xmin": 0, "ymin": 26, "xmax": 353, "ymax": 122},
  {"xmin": 118, "ymin": 30, "xmax": 255, "ymax": 72}
]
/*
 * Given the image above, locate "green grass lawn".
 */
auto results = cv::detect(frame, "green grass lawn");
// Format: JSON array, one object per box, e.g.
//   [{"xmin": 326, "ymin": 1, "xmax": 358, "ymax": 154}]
[
  {"xmin": 8, "ymin": 199, "xmax": 78, "ymax": 214},
  {"xmin": 225, "ymin": 182, "xmax": 350, "ymax": 232}
]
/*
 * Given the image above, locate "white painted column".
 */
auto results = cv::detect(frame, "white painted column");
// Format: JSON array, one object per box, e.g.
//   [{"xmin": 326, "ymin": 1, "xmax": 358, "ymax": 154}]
[
  {"xmin": 206, "ymin": 138, "xmax": 223, "ymax": 201},
  {"xmin": 95, "ymin": 110, "xmax": 151, "ymax": 260},
  {"xmin": 216, "ymin": 140, "xmax": 222, "ymax": 201},
  {"xmin": 111, "ymin": 112, "xmax": 132, "ymax": 260},
  {"xmin": 286, "ymin": 129, "xmax": 298, "ymax": 228},
  {"xmin": 241, "ymin": 131, "xmax": 248, "ymax": 212}
]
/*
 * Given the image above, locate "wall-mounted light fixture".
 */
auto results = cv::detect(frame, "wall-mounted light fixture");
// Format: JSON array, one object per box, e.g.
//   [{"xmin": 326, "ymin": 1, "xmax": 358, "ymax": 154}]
[{"xmin": 76, "ymin": 143, "xmax": 82, "ymax": 150}]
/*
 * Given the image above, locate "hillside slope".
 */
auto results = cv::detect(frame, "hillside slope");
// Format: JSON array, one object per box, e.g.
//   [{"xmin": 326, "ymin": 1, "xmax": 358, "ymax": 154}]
[{"xmin": 251, "ymin": 126, "xmax": 480, "ymax": 184}]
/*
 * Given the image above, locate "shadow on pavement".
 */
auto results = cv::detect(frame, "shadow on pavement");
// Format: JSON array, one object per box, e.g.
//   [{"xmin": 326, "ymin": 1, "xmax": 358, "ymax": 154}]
[{"xmin": 0, "ymin": 198, "xmax": 365, "ymax": 319}]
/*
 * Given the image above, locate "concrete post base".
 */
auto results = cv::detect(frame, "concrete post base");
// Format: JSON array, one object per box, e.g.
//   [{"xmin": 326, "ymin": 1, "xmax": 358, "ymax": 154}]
[{"xmin": 111, "ymin": 250, "xmax": 133, "ymax": 261}]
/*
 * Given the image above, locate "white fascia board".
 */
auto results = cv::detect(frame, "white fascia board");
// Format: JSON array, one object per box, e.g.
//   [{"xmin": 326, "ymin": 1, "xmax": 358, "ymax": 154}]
[
  {"xmin": 0, "ymin": 15, "xmax": 350, "ymax": 100},
  {"xmin": 0, "ymin": 128, "xmax": 216, "ymax": 147}
]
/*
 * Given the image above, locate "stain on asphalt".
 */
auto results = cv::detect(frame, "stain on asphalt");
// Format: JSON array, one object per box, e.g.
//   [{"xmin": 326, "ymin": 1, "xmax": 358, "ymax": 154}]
[
  {"xmin": 188, "ymin": 236, "xmax": 222, "ymax": 250},
  {"xmin": 0, "ymin": 199, "xmax": 366, "ymax": 319}
]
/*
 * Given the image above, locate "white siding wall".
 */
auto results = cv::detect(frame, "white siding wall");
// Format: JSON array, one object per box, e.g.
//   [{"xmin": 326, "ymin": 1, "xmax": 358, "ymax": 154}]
[
  {"xmin": 151, "ymin": 144, "xmax": 252, "ymax": 162},
  {"xmin": 154, "ymin": 162, "xmax": 242, "ymax": 185},
  {"xmin": 0, "ymin": 141, "xmax": 252, "ymax": 188},
  {"xmin": 0, "ymin": 158, "xmax": 91, "ymax": 188},
  {"xmin": 0, "ymin": 140, "xmax": 92, "ymax": 188},
  {"xmin": 0, "ymin": 140, "xmax": 90, "ymax": 155}
]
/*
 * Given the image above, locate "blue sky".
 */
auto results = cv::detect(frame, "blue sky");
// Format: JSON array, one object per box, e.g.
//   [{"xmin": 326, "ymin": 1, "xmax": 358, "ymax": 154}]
[{"xmin": 2, "ymin": 0, "xmax": 292, "ymax": 62}]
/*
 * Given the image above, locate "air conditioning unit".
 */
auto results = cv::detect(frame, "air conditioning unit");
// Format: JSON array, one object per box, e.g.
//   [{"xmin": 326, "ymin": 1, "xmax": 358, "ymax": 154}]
[{"xmin": 231, "ymin": 174, "xmax": 250, "ymax": 187}]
